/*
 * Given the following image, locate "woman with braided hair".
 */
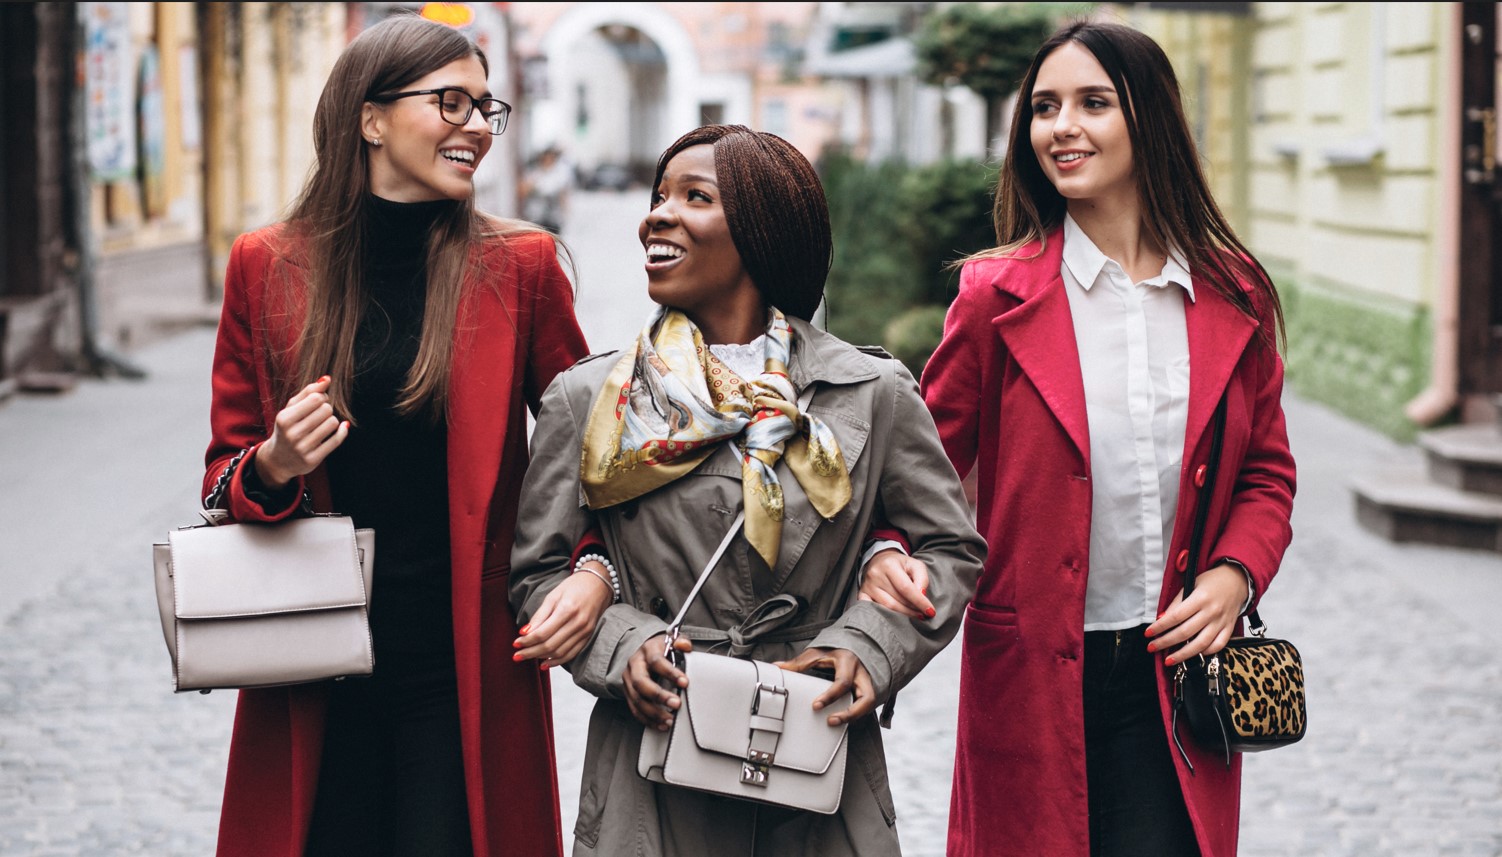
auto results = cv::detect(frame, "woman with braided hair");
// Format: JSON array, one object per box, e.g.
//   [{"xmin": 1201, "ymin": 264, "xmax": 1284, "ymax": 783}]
[{"xmin": 508, "ymin": 124, "xmax": 985, "ymax": 856}]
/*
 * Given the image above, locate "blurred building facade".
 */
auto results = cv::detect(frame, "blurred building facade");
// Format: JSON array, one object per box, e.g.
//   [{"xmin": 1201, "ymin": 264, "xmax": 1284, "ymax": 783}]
[
  {"xmin": 1130, "ymin": 1, "xmax": 1502, "ymax": 549},
  {"xmin": 0, "ymin": 1, "xmax": 522, "ymax": 394},
  {"xmin": 510, "ymin": 2, "xmax": 853, "ymax": 179}
]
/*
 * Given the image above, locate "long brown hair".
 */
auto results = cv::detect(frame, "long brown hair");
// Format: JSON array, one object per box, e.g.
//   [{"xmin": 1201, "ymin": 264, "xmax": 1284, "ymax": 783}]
[
  {"xmin": 983, "ymin": 20, "xmax": 1283, "ymax": 344},
  {"xmin": 275, "ymin": 14, "xmax": 541, "ymax": 421},
  {"xmin": 651, "ymin": 125, "xmax": 832, "ymax": 321}
]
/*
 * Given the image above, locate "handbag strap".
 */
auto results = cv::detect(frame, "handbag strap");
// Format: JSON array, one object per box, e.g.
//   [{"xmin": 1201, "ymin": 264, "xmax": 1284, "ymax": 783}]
[
  {"xmin": 1180, "ymin": 393, "xmax": 1264, "ymax": 630},
  {"xmin": 663, "ymin": 384, "xmax": 818, "ymax": 640},
  {"xmin": 1182, "ymin": 393, "xmax": 1227, "ymax": 601}
]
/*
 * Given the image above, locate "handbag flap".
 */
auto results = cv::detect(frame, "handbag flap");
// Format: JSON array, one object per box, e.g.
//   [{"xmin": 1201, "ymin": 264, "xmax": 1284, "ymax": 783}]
[
  {"xmin": 681, "ymin": 653, "xmax": 851, "ymax": 775},
  {"xmin": 169, "ymin": 516, "xmax": 367, "ymax": 619}
]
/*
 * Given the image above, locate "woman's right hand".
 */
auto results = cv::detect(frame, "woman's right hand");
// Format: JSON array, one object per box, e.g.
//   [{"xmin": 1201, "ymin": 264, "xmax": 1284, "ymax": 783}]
[
  {"xmin": 255, "ymin": 376, "xmax": 349, "ymax": 489},
  {"xmin": 624, "ymin": 635, "xmax": 693, "ymax": 732},
  {"xmin": 858, "ymin": 549, "xmax": 935, "ymax": 619}
]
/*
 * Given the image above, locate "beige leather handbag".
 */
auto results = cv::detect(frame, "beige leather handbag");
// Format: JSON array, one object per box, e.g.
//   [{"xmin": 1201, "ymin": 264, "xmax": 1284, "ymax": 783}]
[
  {"xmin": 153, "ymin": 511, "xmax": 375, "ymax": 693},
  {"xmin": 153, "ymin": 450, "xmax": 375, "ymax": 693},
  {"xmin": 637, "ymin": 512, "xmax": 854, "ymax": 814}
]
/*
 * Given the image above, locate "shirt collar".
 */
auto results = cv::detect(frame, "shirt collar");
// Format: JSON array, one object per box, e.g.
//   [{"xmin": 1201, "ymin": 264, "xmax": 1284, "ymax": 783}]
[{"xmin": 1062, "ymin": 213, "xmax": 1196, "ymax": 302}]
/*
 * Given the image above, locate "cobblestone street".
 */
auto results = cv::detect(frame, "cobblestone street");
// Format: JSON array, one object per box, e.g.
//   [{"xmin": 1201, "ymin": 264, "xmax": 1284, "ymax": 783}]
[{"xmin": 1, "ymin": 191, "xmax": 1499, "ymax": 855}]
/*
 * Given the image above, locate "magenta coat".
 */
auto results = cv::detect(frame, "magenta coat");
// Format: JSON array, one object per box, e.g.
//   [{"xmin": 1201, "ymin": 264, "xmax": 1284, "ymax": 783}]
[
  {"xmin": 202, "ymin": 225, "xmax": 589, "ymax": 857},
  {"xmin": 923, "ymin": 232, "xmax": 1296, "ymax": 857}
]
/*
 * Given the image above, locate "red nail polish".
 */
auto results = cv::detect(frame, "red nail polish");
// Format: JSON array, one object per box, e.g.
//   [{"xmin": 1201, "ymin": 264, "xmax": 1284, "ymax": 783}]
[
  {"xmin": 519, "ymin": 624, "xmax": 531, "ymax": 635},
  {"xmin": 1146, "ymin": 643, "xmax": 1156, "ymax": 653},
  {"xmin": 318, "ymin": 375, "xmax": 330, "ymax": 383},
  {"xmin": 540, "ymin": 663, "xmax": 552, "ymax": 670},
  {"xmin": 513, "ymin": 639, "xmax": 523, "ymax": 649},
  {"xmin": 1144, "ymin": 627, "xmax": 1156, "ymax": 638},
  {"xmin": 925, "ymin": 607, "xmax": 937, "ymax": 619},
  {"xmin": 1164, "ymin": 655, "xmax": 1176, "ymax": 666},
  {"xmin": 512, "ymin": 652, "xmax": 524, "ymax": 662}
]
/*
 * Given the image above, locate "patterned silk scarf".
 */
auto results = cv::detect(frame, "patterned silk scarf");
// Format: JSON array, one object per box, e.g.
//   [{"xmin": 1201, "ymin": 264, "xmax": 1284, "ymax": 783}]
[{"xmin": 580, "ymin": 307, "xmax": 851, "ymax": 566}]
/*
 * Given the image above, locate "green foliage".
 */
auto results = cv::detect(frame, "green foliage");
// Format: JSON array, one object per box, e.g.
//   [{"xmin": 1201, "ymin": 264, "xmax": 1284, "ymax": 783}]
[
  {"xmin": 914, "ymin": 3, "xmax": 1060, "ymax": 102},
  {"xmin": 819, "ymin": 150, "xmax": 996, "ymax": 374},
  {"xmin": 898, "ymin": 159, "xmax": 998, "ymax": 306},
  {"xmin": 884, "ymin": 305, "xmax": 951, "ymax": 376}
]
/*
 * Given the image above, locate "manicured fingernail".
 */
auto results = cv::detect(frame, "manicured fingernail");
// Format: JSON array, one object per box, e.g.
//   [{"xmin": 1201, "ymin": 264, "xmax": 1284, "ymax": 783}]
[
  {"xmin": 318, "ymin": 375, "xmax": 330, "ymax": 383},
  {"xmin": 925, "ymin": 607, "xmax": 937, "ymax": 619},
  {"xmin": 1146, "ymin": 643, "xmax": 1156, "ymax": 652},
  {"xmin": 341, "ymin": 420, "xmax": 350, "ymax": 431},
  {"xmin": 1144, "ymin": 627, "xmax": 1156, "ymax": 638},
  {"xmin": 540, "ymin": 663, "xmax": 552, "ymax": 670},
  {"xmin": 519, "ymin": 624, "xmax": 531, "ymax": 635},
  {"xmin": 513, "ymin": 639, "xmax": 523, "ymax": 649},
  {"xmin": 1164, "ymin": 656, "xmax": 1176, "ymax": 666},
  {"xmin": 512, "ymin": 652, "xmax": 524, "ymax": 662}
]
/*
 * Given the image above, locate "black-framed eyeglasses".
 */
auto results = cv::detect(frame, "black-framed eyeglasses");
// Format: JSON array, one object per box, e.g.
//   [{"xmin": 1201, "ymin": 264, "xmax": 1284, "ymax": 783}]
[{"xmin": 369, "ymin": 87, "xmax": 511, "ymax": 135}]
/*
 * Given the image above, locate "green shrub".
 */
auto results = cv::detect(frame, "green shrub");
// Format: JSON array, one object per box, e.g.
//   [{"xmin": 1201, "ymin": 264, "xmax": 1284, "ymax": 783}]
[
  {"xmin": 884, "ymin": 304, "xmax": 951, "ymax": 376},
  {"xmin": 819, "ymin": 150, "xmax": 996, "ymax": 356}
]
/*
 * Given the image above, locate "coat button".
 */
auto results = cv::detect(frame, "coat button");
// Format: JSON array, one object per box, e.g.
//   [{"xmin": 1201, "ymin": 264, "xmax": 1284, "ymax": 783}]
[
  {"xmin": 649, "ymin": 596, "xmax": 670, "ymax": 620},
  {"xmin": 1193, "ymin": 464, "xmax": 1207, "ymax": 489},
  {"xmin": 1175, "ymin": 549, "xmax": 1189, "ymax": 573}
]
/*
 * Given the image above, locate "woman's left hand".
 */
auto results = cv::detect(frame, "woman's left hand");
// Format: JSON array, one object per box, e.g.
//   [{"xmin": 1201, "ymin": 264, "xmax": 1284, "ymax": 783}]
[
  {"xmin": 1145, "ymin": 563, "xmax": 1250, "ymax": 666},
  {"xmin": 513, "ymin": 571, "xmax": 615, "ymax": 668},
  {"xmin": 774, "ymin": 648, "xmax": 876, "ymax": 727}
]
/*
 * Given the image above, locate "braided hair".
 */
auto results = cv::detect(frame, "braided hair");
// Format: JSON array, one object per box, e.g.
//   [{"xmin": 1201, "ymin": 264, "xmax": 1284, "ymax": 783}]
[{"xmin": 650, "ymin": 125, "xmax": 832, "ymax": 321}]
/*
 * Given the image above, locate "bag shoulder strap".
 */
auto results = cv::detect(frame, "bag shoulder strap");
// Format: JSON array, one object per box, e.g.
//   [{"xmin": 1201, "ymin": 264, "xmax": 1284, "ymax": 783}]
[
  {"xmin": 664, "ymin": 384, "xmax": 818, "ymax": 635},
  {"xmin": 1182, "ymin": 392, "xmax": 1228, "ymax": 600}
]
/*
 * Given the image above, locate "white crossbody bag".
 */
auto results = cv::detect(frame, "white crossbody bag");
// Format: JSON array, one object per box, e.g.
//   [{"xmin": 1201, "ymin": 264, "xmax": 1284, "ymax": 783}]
[{"xmin": 636, "ymin": 510, "xmax": 854, "ymax": 815}]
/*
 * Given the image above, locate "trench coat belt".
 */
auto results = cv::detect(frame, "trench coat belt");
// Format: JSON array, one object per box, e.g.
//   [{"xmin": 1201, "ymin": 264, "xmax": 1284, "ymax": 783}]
[{"xmin": 674, "ymin": 593, "xmax": 833, "ymax": 658}]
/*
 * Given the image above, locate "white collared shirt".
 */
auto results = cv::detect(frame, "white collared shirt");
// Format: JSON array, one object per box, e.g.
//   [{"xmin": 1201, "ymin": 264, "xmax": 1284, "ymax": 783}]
[{"xmin": 1060, "ymin": 214, "xmax": 1194, "ymax": 631}]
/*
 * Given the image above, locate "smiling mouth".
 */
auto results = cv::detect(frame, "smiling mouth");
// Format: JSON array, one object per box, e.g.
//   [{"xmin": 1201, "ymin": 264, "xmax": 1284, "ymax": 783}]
[
  {"xmin": 645, "ymin": 243, "xmax": 684, "ymax": 264},
  {"xmin": 441, "ymin": 149, "xmax": 476, "ymax": 166}
]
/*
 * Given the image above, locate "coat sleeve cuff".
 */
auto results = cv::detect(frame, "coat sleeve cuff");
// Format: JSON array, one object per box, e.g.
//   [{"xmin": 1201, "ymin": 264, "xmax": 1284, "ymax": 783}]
[
  {"xmin": 227, "ymin": 444, "xmax": 304, "ymax": 521},
  {"xmin": 808, "ymin": 601, "xmax": 902, "ymax": 701},
  {"xmin": 570, "ymin": 604, "xmax": 669, "ymax": 700}
]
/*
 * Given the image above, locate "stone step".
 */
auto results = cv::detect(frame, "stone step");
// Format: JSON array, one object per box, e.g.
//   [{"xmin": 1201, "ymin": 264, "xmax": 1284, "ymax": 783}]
[
  {"xmin": 1352, "ymin": 468, "xmax": 1502, "ymax": 552},
  {"xmin": 1419, "ymin": 423, "xmax": 1502, "ymax": 497}
]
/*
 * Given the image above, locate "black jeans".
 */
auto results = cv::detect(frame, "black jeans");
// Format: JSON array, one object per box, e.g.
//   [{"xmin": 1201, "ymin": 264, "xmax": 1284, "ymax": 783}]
[
  {"xmin": 304, "ymin": 651, "xmax": 472, "ymax": 857},
  {"xmin": 1083, "ymin": 625, "xmax": 1200, "ymax": 857}
]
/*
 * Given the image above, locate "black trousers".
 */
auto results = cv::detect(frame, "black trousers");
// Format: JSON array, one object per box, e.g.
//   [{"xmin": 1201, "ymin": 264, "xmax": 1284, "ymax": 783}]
[
  {"xmin": 1083, "ymin": 625, "xmax": 1200, "ymax": 857},
  {"xmin": 304, "ymin": 651, "xmax": 472, "ymax": 857}
]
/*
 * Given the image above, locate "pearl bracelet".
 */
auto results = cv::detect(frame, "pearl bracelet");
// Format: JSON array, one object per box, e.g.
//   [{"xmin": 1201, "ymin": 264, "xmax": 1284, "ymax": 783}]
[{"xmin": 574, "ymin": 553, "xmax": 621, "ymax": 603}]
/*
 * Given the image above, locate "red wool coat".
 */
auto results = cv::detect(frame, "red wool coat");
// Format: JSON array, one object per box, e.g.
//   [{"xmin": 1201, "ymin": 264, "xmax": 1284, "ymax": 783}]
[
  {"xmin": 202, "ymin": 225, "xmax": 589, "ymax": 857},
  {"xmin": 923, "ymin": 233, "xmax": 1296, "ymax": 857}
]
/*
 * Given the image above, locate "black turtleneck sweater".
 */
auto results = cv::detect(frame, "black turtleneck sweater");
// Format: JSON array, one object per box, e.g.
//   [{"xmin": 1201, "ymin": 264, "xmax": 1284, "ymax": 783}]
[{"xmin": 322, "ymin": 195, "xmax": 456, "ymax": 657}]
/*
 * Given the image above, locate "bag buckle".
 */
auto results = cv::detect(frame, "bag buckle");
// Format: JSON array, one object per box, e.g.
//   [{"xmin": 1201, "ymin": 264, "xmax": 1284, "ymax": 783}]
[{"xmin": 742, "ymin": 682, "xmax": 787, "ymax": 787}]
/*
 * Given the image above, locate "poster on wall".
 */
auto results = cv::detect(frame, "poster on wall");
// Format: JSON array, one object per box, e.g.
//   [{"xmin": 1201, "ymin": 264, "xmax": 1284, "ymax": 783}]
[
  {"xmin": 83, "ymin": 2, "xmax": 137, "ymax": 182},
  {"xmin": 138, "ymin": 44, "xmax": 166, "ymax": 216}
]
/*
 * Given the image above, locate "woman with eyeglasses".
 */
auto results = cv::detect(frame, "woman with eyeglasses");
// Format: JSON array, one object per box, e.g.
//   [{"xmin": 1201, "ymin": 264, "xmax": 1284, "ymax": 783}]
[{"xmin": 202, "ymin": 16, "xmax": 598, "ymax": 857}]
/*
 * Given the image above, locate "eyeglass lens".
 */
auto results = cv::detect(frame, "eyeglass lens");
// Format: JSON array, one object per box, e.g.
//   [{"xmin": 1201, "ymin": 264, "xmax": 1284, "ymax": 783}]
[{"xmin": 437, "ymin": 90, "xmax": 509, "ymax": 135}]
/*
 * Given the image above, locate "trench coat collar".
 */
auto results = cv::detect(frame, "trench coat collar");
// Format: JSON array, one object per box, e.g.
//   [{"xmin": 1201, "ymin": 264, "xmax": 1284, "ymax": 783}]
[{"xmin": 786, "ymin": 314, "xmax": 882, "ymax": 391}]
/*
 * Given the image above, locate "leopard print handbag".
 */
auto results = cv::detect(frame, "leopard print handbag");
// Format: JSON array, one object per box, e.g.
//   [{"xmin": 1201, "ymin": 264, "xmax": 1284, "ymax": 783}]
[{"xmin": 1170, "ymin": 395, "xmax": 1307, "ymax": 771}]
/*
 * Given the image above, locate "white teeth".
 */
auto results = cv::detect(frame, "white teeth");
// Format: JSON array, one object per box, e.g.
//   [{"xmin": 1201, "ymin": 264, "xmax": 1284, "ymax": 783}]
[
  {"xmin": 441, "ymin": 149, "xmax": 475, "ymax": 163},
  {"xmin": 1056, "ymin": 152, "xmax": 1089, "ymax": 162},
  {"xmin": 646, "ymin": 244, "xmax": 684, "ymax": 261}
]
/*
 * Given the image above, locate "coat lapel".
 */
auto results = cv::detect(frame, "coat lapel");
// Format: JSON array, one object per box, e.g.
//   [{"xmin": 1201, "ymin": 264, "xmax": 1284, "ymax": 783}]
[
  {"xmin": 1182, "ymin": 286, "xmax": 1258, "ymax": 463},
  {"xmin": 987, "ymin": 236, "xmax": 1091, "ymax": 466}
]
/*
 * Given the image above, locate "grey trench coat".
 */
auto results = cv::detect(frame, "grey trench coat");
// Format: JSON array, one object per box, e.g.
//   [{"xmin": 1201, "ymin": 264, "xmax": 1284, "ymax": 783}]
[{"xmin": 511, "ymin": 318, "xmax": 985, "ymax": 857}]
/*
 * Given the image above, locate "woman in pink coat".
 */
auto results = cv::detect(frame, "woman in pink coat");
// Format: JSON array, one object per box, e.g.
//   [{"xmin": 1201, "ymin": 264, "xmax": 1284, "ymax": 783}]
[{"xmin": 862, "ymin": 20, "xmax": 1295, "ymax": 857}]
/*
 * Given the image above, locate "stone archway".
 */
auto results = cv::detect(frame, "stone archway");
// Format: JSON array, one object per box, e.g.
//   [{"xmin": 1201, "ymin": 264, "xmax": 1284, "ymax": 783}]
[{"xmin": 538, "ymin": 3, "xmax": 700, "ymax": 175}]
